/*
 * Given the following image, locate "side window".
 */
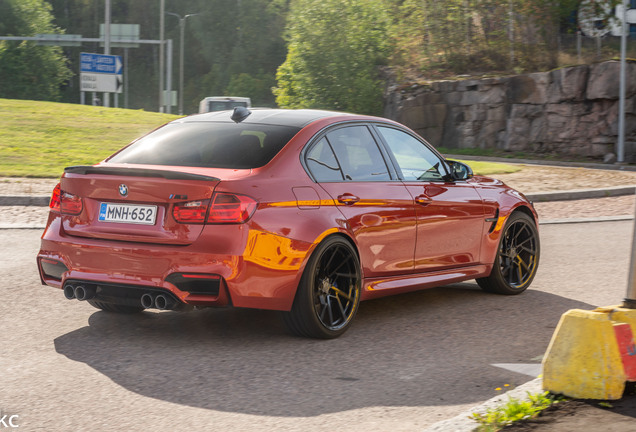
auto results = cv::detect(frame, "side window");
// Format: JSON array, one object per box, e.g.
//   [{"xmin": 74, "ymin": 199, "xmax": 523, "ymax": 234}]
[
  {"xmin": 305, "ymin": 137, "xmax": 344, "ymax": 182},
  {"xmin": 378, "ymin": 126, "xmax": 448, "ymax": 181},
  {"xmin": 326, "ymin": 126, "xmax": 391, "ymax": 181}
]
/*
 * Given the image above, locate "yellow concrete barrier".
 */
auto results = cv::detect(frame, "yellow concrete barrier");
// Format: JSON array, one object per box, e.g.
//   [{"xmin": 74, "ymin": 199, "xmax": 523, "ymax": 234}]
[{"xmin": 542, "ymin": 307, "xmax": 636, "ymax": 400}]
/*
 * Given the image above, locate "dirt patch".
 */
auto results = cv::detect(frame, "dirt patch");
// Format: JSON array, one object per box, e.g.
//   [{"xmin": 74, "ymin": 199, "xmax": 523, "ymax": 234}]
[{"xmin": 504, "ymin": 385, "xmax": 636, "ymax": 431}]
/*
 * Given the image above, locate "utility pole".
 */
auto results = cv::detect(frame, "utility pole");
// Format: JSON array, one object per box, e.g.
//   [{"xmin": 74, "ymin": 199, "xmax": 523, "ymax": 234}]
[
  {"xmin": 166, "ymin": 12, "xmax": 199, "ymax": 115},
  {"xmin": 104, "ymin": 0, "xmax": 111, "ymax": 107},
  {"xmin": 159, "ymin": 0, "xmax": 165, "ymax": 112},
  {"xmin": 618, "ymin": 0, "xmax": 628, "ymax": 163}
]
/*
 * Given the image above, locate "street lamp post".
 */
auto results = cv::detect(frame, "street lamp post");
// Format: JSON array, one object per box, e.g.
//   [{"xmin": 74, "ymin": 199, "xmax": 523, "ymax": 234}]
[
  {"xmin": 166, "ymin": 12, "xmax": 198, "ymax": 115},
  {"xmin": 159, "ymin": 0, "xmax": 165, "ymax": 112}
]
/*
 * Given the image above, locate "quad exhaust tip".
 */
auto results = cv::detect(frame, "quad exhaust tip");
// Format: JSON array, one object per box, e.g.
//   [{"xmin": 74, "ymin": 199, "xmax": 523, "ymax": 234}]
[
  {"xmin": 63, "ymin": 284, "xmax": 96, "ymax": 301},
  {"xmin": 74, "ymin": 285, "xmax": 96, "ymax": 301},
  {"xmin": 63, "ymin": 283, "xmax": 176, "ymax": 310},
  {"xmin": 140, "ymin": 293, "xmax": 155, "ymax": 309},
  {"xmin": 154, "ymin": 294, "xmax": 176, "ymax": 310},
  {"xmin": 140, "ymin": 293, "xmax": 176, "ymax": 310},
  {"xmin": 63, "ymin": 285, "xmax": 76, "ymax": 300}
]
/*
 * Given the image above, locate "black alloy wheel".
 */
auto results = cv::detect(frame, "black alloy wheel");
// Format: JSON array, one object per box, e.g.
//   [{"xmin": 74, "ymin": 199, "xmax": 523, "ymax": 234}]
[
  {"xmin": 477, "ymin": 211, "xmax": 540, "ymax": 295},
  {"xmin": 283, "ymin": 236, "xmax": 361, "ymax": 339}
]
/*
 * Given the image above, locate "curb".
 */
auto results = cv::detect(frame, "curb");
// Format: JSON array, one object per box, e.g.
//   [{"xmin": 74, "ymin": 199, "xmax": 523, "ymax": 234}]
[
  {"xmin": 0, "ymin": 223, "xmax": 48, "ymax": 230},
  {"xmin": 526, "ymin": 185, "xmax": 636, "ymax": 202},
  {"xmin": 423, "ymin": 377, "xmax": 544, "ymax": 432},
  {"xmin": 0, "ymin": 195, "xmax": 50, "ymax": 206},
  {"xmin": 540, "ymin": 215, "xmax": 634, "ymax": 225}
]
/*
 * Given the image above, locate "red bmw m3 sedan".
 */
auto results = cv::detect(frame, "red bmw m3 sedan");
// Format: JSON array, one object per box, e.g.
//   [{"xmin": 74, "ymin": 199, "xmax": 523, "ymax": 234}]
[{"xmin": 37, "ymin": 108, "xmax": 539, "ymax": 338}]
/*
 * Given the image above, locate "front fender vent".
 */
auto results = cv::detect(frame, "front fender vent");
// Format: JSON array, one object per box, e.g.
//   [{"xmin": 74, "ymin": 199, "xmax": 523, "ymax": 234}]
[{"xmin": 486, "ymin": 208, "xmax": 500, "ymax": 234}]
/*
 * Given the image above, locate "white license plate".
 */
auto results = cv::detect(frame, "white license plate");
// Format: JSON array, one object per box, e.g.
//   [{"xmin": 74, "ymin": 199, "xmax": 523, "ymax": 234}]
[{"xmin": 98, "ymin": 203, "xmax": 157, "ymax": 225}]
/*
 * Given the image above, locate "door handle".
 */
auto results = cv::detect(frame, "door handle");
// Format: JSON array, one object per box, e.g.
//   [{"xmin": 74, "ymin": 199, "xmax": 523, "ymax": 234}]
[
  {"xmin": 415, "ymin": 194, "xmax": 432, "ymax": 206},
  {"xmin": 337, "ymin": 193, "xmax": 360, "ymax": 205}
]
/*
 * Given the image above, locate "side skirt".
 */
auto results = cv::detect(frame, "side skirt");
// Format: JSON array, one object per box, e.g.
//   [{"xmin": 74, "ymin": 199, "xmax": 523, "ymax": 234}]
[{"xmin": 361, "ymin": 264, "xmax": 491, "ymax": 301}]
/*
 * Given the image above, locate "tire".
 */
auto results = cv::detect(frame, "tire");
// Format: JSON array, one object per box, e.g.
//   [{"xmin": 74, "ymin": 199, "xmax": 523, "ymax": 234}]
[
  {"xmin": 87, "ymin": 300, "xmax": 144, "ymax": 314},
  {"xmin": 283, "ymin": 236, "xmax": 361, "ymax": 339},
  {"xmin": 477, "ymin": 211, "xmax": 540, "ymax": 295}
]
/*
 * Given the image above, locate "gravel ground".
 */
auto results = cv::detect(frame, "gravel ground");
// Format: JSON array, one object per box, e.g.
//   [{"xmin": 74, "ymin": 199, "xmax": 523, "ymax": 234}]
[
  {"xmin": 533, "ymin": 195, "xmax": 635, "ymax": 220},
  {"xmin": 1, "ymin": 164, "xmax": 635, "ymax": 227},
  {"xmin": 490, "ymin": 165, "xmax": 636, "ymax": 193},
  {"xmin": 0, "ymin": 205, "xmax": 51, "ymax": 225},
  {"xmin": 0, "ymin": 177, "xmax": 59, "ymax": 195}
]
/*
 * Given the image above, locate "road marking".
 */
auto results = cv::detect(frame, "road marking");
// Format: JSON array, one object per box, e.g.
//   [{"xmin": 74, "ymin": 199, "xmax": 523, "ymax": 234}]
[{"xmin": 491, "ymin": 363, "xmax": 542, "ymax": 377}]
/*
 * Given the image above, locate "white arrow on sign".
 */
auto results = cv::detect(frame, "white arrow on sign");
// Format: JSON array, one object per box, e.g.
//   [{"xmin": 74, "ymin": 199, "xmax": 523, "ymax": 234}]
[{"xmin": 80, "ymin": 72, "xmax": 123, "ymax": 93}]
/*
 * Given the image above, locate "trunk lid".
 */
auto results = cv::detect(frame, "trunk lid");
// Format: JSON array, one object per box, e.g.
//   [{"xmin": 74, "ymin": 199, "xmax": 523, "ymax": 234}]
[{"xmin": 58, "ymin": 165, "xmax": 233, "ymax": 245}]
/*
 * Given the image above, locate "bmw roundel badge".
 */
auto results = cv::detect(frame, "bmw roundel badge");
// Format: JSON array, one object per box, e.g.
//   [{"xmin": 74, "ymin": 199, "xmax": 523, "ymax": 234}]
[{"xmin": 118, "ymin": 184, "xmax": 129, "ymax": 197}]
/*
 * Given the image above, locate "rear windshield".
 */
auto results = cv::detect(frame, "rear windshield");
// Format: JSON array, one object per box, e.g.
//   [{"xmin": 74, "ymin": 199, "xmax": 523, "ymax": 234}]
[{"xmin": 107, "ymin": 122, "xmax": 301, "ymax": 169}]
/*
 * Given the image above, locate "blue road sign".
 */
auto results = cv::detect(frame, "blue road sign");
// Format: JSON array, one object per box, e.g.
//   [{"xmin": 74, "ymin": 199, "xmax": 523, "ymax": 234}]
[{"xmin": 80, "ymin": 52, "xmax": 122, "ymax": 75}]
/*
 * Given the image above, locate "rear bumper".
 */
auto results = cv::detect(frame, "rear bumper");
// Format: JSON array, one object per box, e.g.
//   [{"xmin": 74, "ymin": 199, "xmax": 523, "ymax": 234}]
[{"xmin": 37, "ymin": 218, "xmax": 312, "ymax": 311}]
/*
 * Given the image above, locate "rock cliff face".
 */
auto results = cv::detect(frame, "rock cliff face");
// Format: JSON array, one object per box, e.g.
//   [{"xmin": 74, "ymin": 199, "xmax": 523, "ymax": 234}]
[{"xmin": 384, "ymin": 61, "xmax": 636, "ymax": 160}]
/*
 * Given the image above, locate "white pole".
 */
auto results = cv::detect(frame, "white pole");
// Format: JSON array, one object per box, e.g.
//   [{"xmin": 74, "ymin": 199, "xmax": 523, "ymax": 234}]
[
  {"xmin": 617, "ymin": 1, "xmax": 628, "ymax": 163},
  {"xmin": 166, "ymin": 39, "xmax": 173, "ymax": 114},
  {"xmin": 104, "ymin": 0, "xmax": 111, "ymax": 107},
  {"xmin": 166, "ymin": 13, "xmax": 198, "ymax": 115},
  {"xmin": 159, "ymin": 0, "xmax": 165, "ymax": 112},
  {"xmin": 124, "ymin": 48, "xmax": 129, "ymax": 109},
  {"xmin": 624, "ymin": 1, "xmax": 636, "ymax": 308},
  {"xmin": 179, "ymin": 17, "xmax": 185, "ymax": 115}
]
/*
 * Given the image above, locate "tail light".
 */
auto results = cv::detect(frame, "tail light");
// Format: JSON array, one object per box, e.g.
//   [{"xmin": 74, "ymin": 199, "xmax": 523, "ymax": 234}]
[
  {"xmin": 61, "ymin": 191, "xmax": 83, "ymax": 215},
  {"xmin": 207, "ymin": 193, "xmax": 257, "ymax": 224},
  {"xmin": 172, "ymin": 193, "xmax": 257, "ymax": 225},
  {"xmin": 49, "ymin": 183, "xmax": 83, "ymax": 215},
  {"xmin": 173, "ymin": 199, "xmax": 210, "ymax": 224},
  {"xmin": 49, "ymin": 183, "xmax": 61, "ymax": 212}
]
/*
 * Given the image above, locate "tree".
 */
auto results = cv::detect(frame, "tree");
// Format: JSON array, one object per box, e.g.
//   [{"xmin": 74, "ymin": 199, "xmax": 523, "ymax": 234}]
[
  {"xmin": 184, "ymin": 0, "xmax": 288, "ymax": 110},
  {"xmin": 274, "ymin": 0, "xmax": 391, "ymax": 115},
  {"xmin": 0, "ymin": 0, "xmax": 72, "ymax": 101}
]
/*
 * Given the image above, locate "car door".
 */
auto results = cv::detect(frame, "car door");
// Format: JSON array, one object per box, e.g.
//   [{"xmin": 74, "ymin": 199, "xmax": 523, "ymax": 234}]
[
  {"xmin": 304, "ymin": 124, "xmax": 417, "ymax": 278},
  {"xmin": 375, "ymin": 125, "xmax": 485, "ymax": 272}
]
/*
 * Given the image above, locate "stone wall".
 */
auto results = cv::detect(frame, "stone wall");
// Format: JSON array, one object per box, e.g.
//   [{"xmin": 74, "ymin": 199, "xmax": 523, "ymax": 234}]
[{"xmin": 384, "ymin": 61, "xmax": 636, "ymax": 160}]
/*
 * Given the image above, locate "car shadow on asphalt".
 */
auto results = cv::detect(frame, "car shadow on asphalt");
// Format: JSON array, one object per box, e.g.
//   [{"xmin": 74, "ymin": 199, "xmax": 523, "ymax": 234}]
[{"xmin": 54, "ymin": 284, "xmax": 594, "ymax": 417}]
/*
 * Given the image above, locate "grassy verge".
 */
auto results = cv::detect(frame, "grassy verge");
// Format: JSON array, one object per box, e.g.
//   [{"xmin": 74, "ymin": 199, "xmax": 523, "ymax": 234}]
[
  {"xmin": 438, "ymin": 145, "xmax": 615, "ymax": 165},
  {"xmin": 0, "ymin": 98, "xmax": 180, "ymax": 177},
  {"xmin": 0, "ymin": 98, "xmax": 521, "ymax": 178},
  {"xmin": 471, "ymin": 390, "xmax": 566, "ymax": 431},
  {"xmin": 457, "ymin": 160, "xmax": 520, "ymax": 176}
]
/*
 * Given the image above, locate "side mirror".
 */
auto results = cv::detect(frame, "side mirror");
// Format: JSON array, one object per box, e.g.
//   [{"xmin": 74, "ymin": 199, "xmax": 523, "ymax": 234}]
[{"xmin": 446, "ymin": 160, "xmax": 473, "ymax": 181}]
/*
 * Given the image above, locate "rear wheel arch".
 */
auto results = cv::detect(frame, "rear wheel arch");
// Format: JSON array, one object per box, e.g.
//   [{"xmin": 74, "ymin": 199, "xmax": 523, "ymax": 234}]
[
  {"xmin": 301, "ymin": 231, "xmax": 361, "ymax": 274},
  {"xmin": 327, "ymin": 232, "xmax": 360, "ymax": 261}
]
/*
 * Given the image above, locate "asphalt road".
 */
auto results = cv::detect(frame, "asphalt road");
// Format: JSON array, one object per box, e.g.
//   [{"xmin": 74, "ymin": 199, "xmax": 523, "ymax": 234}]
[{"xmin": 0, "ymin": 221, "xmax": 632, "ymax": 431}]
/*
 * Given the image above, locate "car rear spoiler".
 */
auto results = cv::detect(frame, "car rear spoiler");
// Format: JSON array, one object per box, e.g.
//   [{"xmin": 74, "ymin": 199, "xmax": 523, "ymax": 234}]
[{"xmin": 64, "ymin": 165, "xmax": 220, "ymax": 182}]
